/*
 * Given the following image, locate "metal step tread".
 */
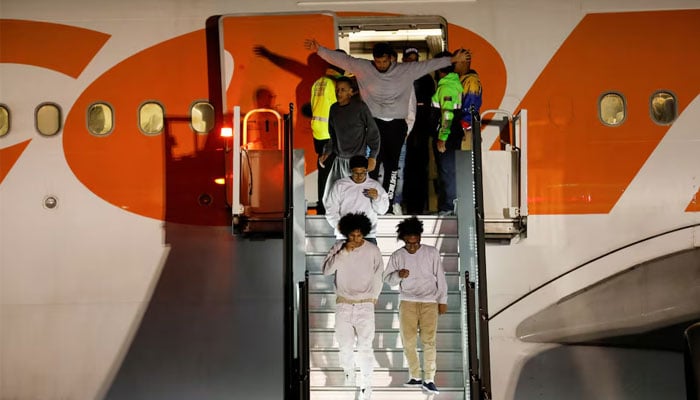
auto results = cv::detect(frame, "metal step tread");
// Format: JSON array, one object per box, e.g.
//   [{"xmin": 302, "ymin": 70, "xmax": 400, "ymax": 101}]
[
  {"xmin": 305, "ymin": 251, "xmax": 460, "ymax": 257},
  {"xmin": 306, "ymin": 270, "xmax": 461, "ymax": 277},
  {"xmin": 309, "ymin": 289, "xmax": 461, "ymax": 295},
  {"xmin": 311, "ymin": 366, "xmax": 464, "ymax": 373},
  {"xmin": 304, "ymin": 232, "xmax": 459, "ymax": 238},
  {"xmin": 310, "ymin": 327, "xmax": 461, "ymax": 333},
  {"xmin": 309, "ymin": 309, "xmax": 461, "ymax": 315},
  {"xmin": 305, "ymin": 215, "xmax": 457, "ymax": 220},
  {"xmin": 311, "ymin": 347, "xmax": 463, "ymax": 354},
  {"xmin": 310, "ymin": 386, "xmax": 464, "ymax": 392}
]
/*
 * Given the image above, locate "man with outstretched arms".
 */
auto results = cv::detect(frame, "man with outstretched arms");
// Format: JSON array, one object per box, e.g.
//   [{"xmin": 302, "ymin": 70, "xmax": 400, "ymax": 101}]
[
  {"xmin": 383, "ymin": 216, "xmax": 448, "ymax": 395},
  {"xmin": 322, "ymin": 212, "xmax": 384, "ymax": 400}
]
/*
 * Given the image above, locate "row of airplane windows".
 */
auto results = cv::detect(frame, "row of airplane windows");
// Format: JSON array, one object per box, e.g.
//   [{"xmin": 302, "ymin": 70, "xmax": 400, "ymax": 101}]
[{"xmin": 0, "ymin": 91, "xmax": 678, "ymax": 138}]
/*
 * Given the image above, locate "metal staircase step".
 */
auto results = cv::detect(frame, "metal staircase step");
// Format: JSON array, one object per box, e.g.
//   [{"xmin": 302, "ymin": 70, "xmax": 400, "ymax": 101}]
[
  {"xmin": 310, "ymin": 386, "xmax": 464, "ymax": 400},
  {"xmin": 305, "ymin": 254, "xmax": 460, "ymax": 273},
  {"xmin": 310, "ymin": 367, "xmax": 464, "ymax": 387},
  {"xmin": 310, "ymin": 348, "xmax": 464, "ymax": 369},
  {"xmin": 309, "ymin": 310, "xmax": 461, "ymax": 330},
  {"xmin": 307, "ymin": 272, "xmax": 461, "ymax": 291},
  {"xmin": 305, "ymin": 235, "xmax": 458, "ymax": 254},
  {"xmin": 308, "ymin": 291, "xmax": 462, "ymax": 311},
  {"xmin": 310, "ymin": 329, "xmax": 462, "ymax": 350},
  {"xmin": 305, "ymin": 215, "xmax": 458, "ymax": 236}
]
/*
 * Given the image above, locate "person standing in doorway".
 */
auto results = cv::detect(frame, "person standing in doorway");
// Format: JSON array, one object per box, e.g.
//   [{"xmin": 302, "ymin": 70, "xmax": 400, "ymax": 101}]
[
  {"xmin": 401, "ymin": 48, "xmax": 436, "ymax": 215},
  {"xmin": 431, "ymin": 51, "xmax": 464, "ymax": 216},
  {"xmin": 309, "ymin": 50, "xmax": 346, "ymax": 214},
  {"xmin": 320, "ymin": 76, "xmax": 380, "ymax": 201}
]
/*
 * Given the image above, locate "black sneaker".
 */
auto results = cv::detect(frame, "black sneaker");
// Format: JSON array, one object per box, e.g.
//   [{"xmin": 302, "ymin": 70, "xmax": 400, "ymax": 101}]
[
  {"xmin": 360, "ymin": 386, "xmax": 372, "ymax": 399},
  {"xmin": 403, "ymin": 378, "xmax": 423, "ymax": 387},
  {"xmin": 422, "ymin": 381, "xmax": 440, "ymax": 394}
]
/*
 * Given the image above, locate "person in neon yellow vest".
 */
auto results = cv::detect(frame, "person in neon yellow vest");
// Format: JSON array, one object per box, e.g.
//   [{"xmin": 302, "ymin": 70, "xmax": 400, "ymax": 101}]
[{"xmin": 311, "ymin": 50, "xmax": 345, "ymax": 214}]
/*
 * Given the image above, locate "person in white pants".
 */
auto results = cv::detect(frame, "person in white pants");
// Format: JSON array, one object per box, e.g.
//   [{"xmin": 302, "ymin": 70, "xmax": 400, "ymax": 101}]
[{"xmin": 322, "ymin": 212, "xmax": 384, "ymax": 399}]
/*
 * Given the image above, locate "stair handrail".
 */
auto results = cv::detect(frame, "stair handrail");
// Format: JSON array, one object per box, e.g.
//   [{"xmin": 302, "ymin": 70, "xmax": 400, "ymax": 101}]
[
  {"xmin": 297, "ymin": 274, "xmax": 310, "ymax": 399},
  {"xmin": 685, "ymin": 321, "xmax": 700, "ymax": 400},
  {"xmin": 283, "ymin": 103, "xmax": 303, "ymax": 400},
  {"xmin": 465, "ymin": 271, "xmax": 480, "ymax": 400},
  {"xmin": 470, "ymin": 105, "xmax": 492, "ymax": 399}
]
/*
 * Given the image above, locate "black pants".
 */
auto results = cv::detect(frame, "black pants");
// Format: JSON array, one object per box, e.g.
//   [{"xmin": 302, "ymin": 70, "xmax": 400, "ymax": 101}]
[
  {"xmin": 369, "ymin": 118, "xmax": 407, "ymax": 205},
  {"xmin": 314, "ymin": 138, "xmax": 334, "ymax": 214},
  {"xmin": 402, "ymin": 107, "xmax": 432, "ymax": 214}
]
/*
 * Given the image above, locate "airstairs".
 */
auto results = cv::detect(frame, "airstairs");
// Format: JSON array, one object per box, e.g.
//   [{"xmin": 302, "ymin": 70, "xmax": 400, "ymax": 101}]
[
  {"xmin": 305, "ymin": 215, "xmax": 465, "ymax": 400},
  {"xmin": 227, "ymin": 105, "xmax": 521, "ymax": 399}
]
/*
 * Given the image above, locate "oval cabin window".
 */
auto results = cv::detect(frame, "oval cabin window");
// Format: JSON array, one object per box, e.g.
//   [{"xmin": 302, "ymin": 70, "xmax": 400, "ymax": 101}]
[
  {"xmin": 650, "ymin": 91, "xmax": 677, "ymax": 125},
  {"xmin": 87, "ymin": 103, "xmax": 114, "ymax": 136},
  {"xmin": 139, "ymin": 102, "xmax": 164, "ymax": 135},
  {"xmin": 599, "ymin": 92, "xmax": 625, "ymax": 127},
  {"xmin": 36, "ymin": 103, "xmax": 62, "ymax": 136},
  {"xmin": 0, "ymin": 105, "xmax": 9, "ymax": 137},
  {"xmin": 191, "ymin": 101, "xmax": 214, "ymax": 134}
]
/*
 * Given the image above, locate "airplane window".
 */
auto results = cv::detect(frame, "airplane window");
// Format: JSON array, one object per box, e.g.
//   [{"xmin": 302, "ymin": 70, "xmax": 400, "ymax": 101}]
[
  {"xmin": 650, "ymin": 91, "xmax": 677, "ymax": 125},
  {"xmin": 599, "ymin": 92, "xmax": 625, "ymax": 126},
  {"xmin": 139, "ymin": 102, "xmax": 164, "ymax": 135},
  {"xmin": 191, "ymin": 101, "xmax": 214, "ymax": 133},
  {"xmin": 0, "ymin": 105, "xmax": 9, "ymax": 137},
  {"xmin": 87, "ymin": 103, "xmax": 114, "ymax": 136},
  {"xmin": 36, "ymin": 103, "xmax": 62, "ymax": 136}
]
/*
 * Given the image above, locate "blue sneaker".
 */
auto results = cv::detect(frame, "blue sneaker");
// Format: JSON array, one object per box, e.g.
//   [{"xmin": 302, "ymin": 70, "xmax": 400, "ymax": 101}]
[
  {"xmin": 403, "ymin": 378, "xmax": 423, "ymax": 387},
  {"xmin": 422, "ymin": 381, "xmax": 440, "ymax": 394}
]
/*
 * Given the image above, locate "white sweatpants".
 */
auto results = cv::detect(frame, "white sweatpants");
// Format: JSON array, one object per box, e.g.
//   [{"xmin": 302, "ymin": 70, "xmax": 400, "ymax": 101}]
[{"xmin": 335, "ymin": 302, "xmax": 375, "ymax": 385}]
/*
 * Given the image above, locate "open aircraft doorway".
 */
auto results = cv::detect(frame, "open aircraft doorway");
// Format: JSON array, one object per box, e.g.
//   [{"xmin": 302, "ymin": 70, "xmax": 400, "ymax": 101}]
[{"xmin": 336, "ymin": 15, "xmax": 447, "ymax": 61}]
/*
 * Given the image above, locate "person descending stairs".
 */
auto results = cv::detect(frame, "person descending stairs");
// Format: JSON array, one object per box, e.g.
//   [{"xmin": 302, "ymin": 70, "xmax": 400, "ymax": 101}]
[{"xmin": 305, "ymin": 214, "xmax": 465, "ymax": 399}]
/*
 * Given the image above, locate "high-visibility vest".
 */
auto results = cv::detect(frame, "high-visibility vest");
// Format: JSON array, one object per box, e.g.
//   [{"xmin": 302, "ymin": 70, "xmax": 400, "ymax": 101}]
[{"xmin": 310, "ymin": 71, "xmax": 339, "ymax": 140}]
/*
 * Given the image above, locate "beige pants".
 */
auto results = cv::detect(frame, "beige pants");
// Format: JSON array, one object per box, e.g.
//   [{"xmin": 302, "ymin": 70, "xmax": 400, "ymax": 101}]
[{"xmin": 399, "ymin": 300, "xmax": 438, "ymax": 380}]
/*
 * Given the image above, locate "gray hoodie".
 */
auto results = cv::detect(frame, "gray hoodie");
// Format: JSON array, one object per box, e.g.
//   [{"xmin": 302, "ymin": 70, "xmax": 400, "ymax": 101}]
[{"xmin": 318, "ymin": 46, "xmax": 451, "ymax": 119}]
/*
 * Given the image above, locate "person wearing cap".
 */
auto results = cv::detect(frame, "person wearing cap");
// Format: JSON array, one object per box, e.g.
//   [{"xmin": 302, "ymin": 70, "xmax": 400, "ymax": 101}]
[
  {"xmin": 321, "ymin": 212, "xmax": 384, "ymax": 399},
  {"xmin": 324, "ymin": 155, "xmax": 389, "ymax": 244},
  {"xmin": 453, "ymin": 48, "xmax": 482, "ymax": 148},
  {"xmin": 304, "ymin": 39, "xmax": 470, "ymax": 212}
]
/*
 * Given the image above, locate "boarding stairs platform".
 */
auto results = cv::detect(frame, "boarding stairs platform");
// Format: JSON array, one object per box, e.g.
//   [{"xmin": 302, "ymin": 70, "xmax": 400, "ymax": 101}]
[{"xmin": 305, "ymin": 215, "xmax": 466, "ymax": 400}]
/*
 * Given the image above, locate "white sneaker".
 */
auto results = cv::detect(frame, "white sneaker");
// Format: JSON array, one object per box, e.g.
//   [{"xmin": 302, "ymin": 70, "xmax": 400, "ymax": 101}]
[
  {"xmin": 361, "ymin": 386, "xmax": 373, "ymax": 399},
  {"xmin": 343, "ymin": 370, "xmax": 356, "ymax": 386},
  {"xmin": 392, "ymin": 203, "xmax": 403, "ymax": 215}
]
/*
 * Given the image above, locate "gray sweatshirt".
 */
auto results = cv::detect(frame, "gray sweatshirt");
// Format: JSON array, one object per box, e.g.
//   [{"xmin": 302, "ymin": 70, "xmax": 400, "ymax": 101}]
[
  {"xmin": 383, "ymin": 244, "xmax": 448, "ymax": 305},
  {"xmin": 324, "ymin": 98, "xmax": 380, "ymax": 159},
  {"xmin": 318, "ymin": 46, "xmax": 451, "ymax": 119},
  {"xmin": 322, "ymin": 240, "xmax": 384, "ymax": 301}
]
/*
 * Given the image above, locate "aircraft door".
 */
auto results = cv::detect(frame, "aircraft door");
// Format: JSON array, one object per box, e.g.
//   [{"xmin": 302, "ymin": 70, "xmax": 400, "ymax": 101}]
[{"xmin": 218, "ymin": 13, "xmax": 337, "ymax": 226}]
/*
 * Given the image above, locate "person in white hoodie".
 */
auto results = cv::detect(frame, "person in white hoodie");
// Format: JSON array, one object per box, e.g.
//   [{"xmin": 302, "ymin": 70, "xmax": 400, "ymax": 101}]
[
  {"xmin": 383, "ymin": 216, "xmax": 448, "ymax": 395},
  {"xmin": 322, "ymin": 212, "xmax": 384, "ymax": 400},
  {"xmin": 325, "ymin": 155, "xmax": 389, "ymax": 244}
]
